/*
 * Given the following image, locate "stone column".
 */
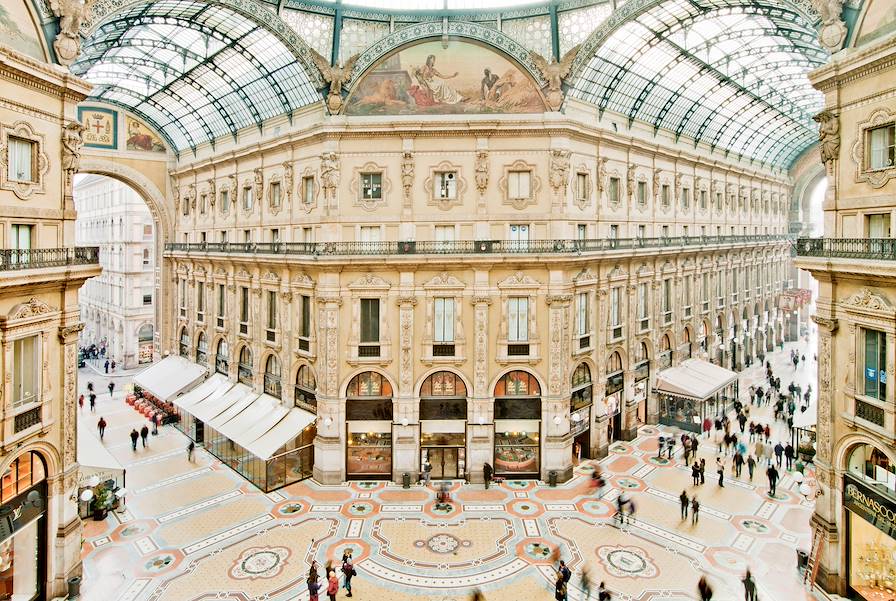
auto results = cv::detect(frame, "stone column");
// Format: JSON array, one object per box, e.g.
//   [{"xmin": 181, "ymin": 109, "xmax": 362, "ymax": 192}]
[
  {"xmin": 811, "ymin": 313, "xmax": 841, "ymax": 594},
  {"xmin": 250, "ymin": 287, "xmax": 263, "ymax": 391},
  {"xmin": 468, "ymin": 295, "xmax": 492, "ymax": 483},
  {"xmin": 544, "ymin": 294, "xmax": 573, "ymax": 482},
  {"xmin": 279, "ymin": 290, "xmax": 293, "ymax": 404},
  {"xmin": 392, "ymin": 296, "xmax": 419, "ymax": 482},
  {"xmin": 313, "ymin": 295, "xmax": 343, "ymax": 484},
  {"xmin": 592, "ymin": 287, "xmax": 609, "ymax": 458},
  {"xmin": 622, "ymin": 283, "xmax": 640, "ymax": 437}
]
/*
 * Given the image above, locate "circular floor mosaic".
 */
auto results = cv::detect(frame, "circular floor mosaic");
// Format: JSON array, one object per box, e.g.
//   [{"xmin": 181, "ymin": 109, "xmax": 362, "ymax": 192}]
[
  {"xmin": 422, "ymin": 534, "xmax": 462, "ymax": 554},
  {"xmin": 597, "ymin": 545, "xmax": 658, "ymax": 578},
  {"xmin": 229, "ymin": 546, "xmax": 290, "ymax": 580},
  {"xmin": 616, "ymin": 477, "xmax": 641, "ymax": 489},
  {"xmin": 348, "ymin": 501, "xmax": 375, "ymax": 515},
  {"xmin": 524, "ymin": 541, "xmax": 553, "ymax": 560}
]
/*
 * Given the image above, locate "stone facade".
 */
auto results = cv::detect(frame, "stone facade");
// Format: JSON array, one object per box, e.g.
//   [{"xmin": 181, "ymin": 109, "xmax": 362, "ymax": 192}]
[
  {"xmin": 74, "ymin": 175, "xmax": 155, "ymax": 368},
  {"xmin": 795, "ymin": 4, "xmax": 896, "ymax": 595}
]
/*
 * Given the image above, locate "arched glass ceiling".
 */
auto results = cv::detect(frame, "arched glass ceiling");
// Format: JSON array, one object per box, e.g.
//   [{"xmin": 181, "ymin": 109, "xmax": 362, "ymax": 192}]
[
  {"xmin": 570, "ymin": 0, "xmax": 826, "ymax": 167},
  {"xmin": 71, "ymin": 0, "xmax": 320, "ymax": 153}
]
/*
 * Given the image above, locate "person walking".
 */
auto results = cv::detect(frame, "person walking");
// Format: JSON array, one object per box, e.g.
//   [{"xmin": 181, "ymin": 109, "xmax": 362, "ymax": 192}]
[
  {"xmin": 89, "ymin": 393, "xmax": 96, "ymax": 412},
  {"xmin": 784, "ymin": 443, "xmax": 795, "ymax": 470},
  {"xmin": 703, "ymin": 417, "xmax": 712, "ymax": 438},
  {"xmin": 691, "ymin": 497, "xmax": 700, "ymax": 524},
  {"xmin": 104, "ymin": 359, "xmax": 109, "ymax": 373},
  {"xmin": 111, "ymin": 360, "xmax": 117, "ymax": 371},
  {"xmin": 763, "ymin": 424, "xmax": 771, "ymax": 443},
  {"xmin": 130, "ymin": 428, "xmax": 139, "ymax": 451},
  {"xmin": 767, "ymin": 464, "xmax": 779, "ymax": 497},
  {"xmin": 683, "ymin": 436, "xmax": 692, "ymax": 465},
  {"xmin": 679, "ymin": 490, "xmax": 689, "ymax": 520},
  {"xmin": 554, "ymin": 570, "xmax": 567, "ymax": 601},
  {"xmin": 152, "ymin": 413, "xmax": 159, "ymax": 435},
  {"xmin": 108, "ymin": 380, "xmax": 115, "ymax": 397},
  {"xmin": 470, "ymin": 590, "xmax": 486, "ymax": 601},
  {"xmin": 87, "ymin": 381, "xmax": 94, "ymax": 393},
  {"xmin": 483, "ymin": 462, "xmax": 493, "ymax": 490},
  {"xmin": 733, "ymin": 453, "xmax": 744, "ymax": 478},
  {"xmin": 559, "ymin": 560, "xmax": 572, "ymax": 600},
  {"xmin": 698, "ymin": 575, "xmax": 714, "ymax": 600},
  {"xmin": 747, "ymin": 455, "xmax": 756, "ymax": 481},
  {"xmin": 140, "ymin": 424, "xmax": 149, "ymax": 448},
  {"xmin": 341, "ymin": 555, "xmax": 355, "ymax": 597},
  {"xmin": 716, "ymin": 457, "xmax": 725, "ymax": 488},
  {"xmin": 742, "ymin": 569, "xmax": 757, "ymax": 601},
  {"xmin": 97, "ymin": 417, "xmax": 107, "ymax": 440},
  {"xmin": 307, "ymin": 572, "xmax": 322, "ymax": 601},
  {"xmin": 699, "ymin": 458, "xmax": 706, "ymax": 485},
  {"xmin": 187, "ymin": 441, "xmax": 195, "ymax": 462},
  {"xmin": 691, "ymin": 462, "xmax": 701, "ymax": 486},
  {"xmin": 422, "ymin": 459, "xmax": 432, "ymax": 487},
  {"xmin": 326, "ymin": 569, "xmax": 338, "ymax": 601},
  {"xmin": 580, "ymin": 565, "xmax": 593, "ymax": 600},
  {"xmin": 78, "ymin": 394, "xmax": 85, "ymax": 411},
  {"xmin": 597, "ymin": 581, "xmax": 612, "ymax": 601},
  {"xmin": 774, "ymin": 442, "xmax": 784, "ymax": 467}
]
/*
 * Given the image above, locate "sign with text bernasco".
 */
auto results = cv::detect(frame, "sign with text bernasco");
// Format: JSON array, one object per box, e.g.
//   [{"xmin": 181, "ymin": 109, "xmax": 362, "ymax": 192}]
[{"xmin": 843, "ymin": 473, "xmax": 896, "ymax": 538}]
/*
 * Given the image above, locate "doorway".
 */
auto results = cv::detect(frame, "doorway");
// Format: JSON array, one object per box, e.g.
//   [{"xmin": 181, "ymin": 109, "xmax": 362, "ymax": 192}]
[
  {"xmin": 573, "ymin": 430, "xmax": 591, "ymax": 462},
  {"xmin": 194, "ymin": 418, "xmax": 205, "ymax": 444},
  {"xmin": 422, "ymin": 447, "xmax": 463, "ymax": 479}
]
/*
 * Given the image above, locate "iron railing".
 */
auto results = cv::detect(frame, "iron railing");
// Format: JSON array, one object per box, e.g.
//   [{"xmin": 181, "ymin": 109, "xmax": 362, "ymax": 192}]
[
  {"xmin": 165, "ymin": 235, "xmax": 789, "ymax": 258},
  {"xmin": 0, "ymin": 247, "xmax": 100, "ymax": 271},
  {"xmin": 795, "ymin": 238, "xmax": 896, "ymax": 260}
]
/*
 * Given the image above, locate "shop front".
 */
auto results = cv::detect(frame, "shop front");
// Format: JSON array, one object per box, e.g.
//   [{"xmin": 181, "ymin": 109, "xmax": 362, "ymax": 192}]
[
  {"xmin": 419, "ymin": 371, "xmax": 468, "ymax": 479},
  {"xmin": 844, "ymin": 472, "xmax": 896, "ymax": 599},
  {"xmin": 633, "ymin": 359, "xmax": 649, "ymax": 424},
  {"xmin": 346, "ymin": 372, "xmax": 394, "ymax": 480},
  {"xmin": 655, "ymin": 359, "xmax": 738, "ymax": 433},
  {"xmin": 493, "ymin": 371, "xmax": 541, "ymax": 477},
  {"xmin": 0, "ymin": 452, "xmax": 47, "ymax": 601},
  {"xmin": 570, "ymin": 363, "xmax": 593, "ymax": 462},
  {"xmin": 604, "ymin": 352, "xmax": 624, "ymax": 443}
]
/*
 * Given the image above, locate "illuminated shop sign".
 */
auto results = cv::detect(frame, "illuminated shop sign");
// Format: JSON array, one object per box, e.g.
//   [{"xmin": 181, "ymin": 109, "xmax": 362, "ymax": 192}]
[{"xmin": 844, "ymin": 473, "xmax": 896, "ymax": 538}]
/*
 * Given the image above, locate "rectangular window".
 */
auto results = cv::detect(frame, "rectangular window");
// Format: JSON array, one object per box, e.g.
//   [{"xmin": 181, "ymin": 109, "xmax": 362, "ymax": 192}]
[
  {"xmin": 576, "ymin": 292, "xmax": 589, "ymax": 336},
  {"xmin": 200, "ymin": 232, "xmax": 206, "ymax": 244},
  {"xmin": 361, "ymin": 173, "xmax": 383, "ymax": 200},
  {"xmin": 360, "ymin": 226, "xmax": 381, "ymax": 243},
  {"xmin": 12, "ymin": 336, "xmax": 38, "ymax": 407},
  {"xmin": 683, "ymin": 275, "xmax": 692, "ymax": 317},
  {"xmin": 702, "ymin": 273, "xmax": 709, "ymax": 307},
  {"xmin": 662, "ymin": 225, "xmax": 669, "ymax": 238},
  {"xmin": 302, "ymin": 227, "xmax": 313, "ymax": 243},
  {"xmin": 270, "ymin": 229, "xmax": 280, "ymax": 243},
  {"xmin": 299, "ymin": 295, "xmax": 311, "ymax": 351},
  {"xmin": 662, "ymin": 279, "xmax": 672, "ymax": 324},
  {"xmin": 867, "ymin": 214, "xmax": 891, "ymax": 238},
  {"xmin": 700, "ymin": 190, "xmax": 707, "ymax": 209},
  {"xmin": 637, "ymin": 181, "xmax": 647, "ymax": 204},
  {"xmin": 360, "ymin": 299, "xmax": 380, "ymax": 357},
  {"xmin": 435, "ymin": 225, "xmax": 455, "ymax": 243},
  {"xmin": 610, "ymin": 287, "xmax": 622, "ymax": 339},
  {"xmin": 239, "ymin": 286, "xmax": 249, "ymax": 333},
  {"xmin": 715, "ymin": 192, "xmax": 721, "ymax": 208},
  {"xmin": 508, "ymin": 171, "xmax": 531, "ymax": 199},
  {"xmin": 869, "ymin": 124, "xmax": 895, "ymax": 170},
  {"xmin": 266, "ymin": 291, "xmax": 277, "ymax": 341},
  {"xmin": 242, "ymin": 187, "xmax": 253, "ymax": 211},
  {"xmin": 863, "ymin": 329, "xmax": 887, "ymax": 401},
  {"xmin": 638, "ymin": 224, "xmax": 646, "ymax": 239},
  {"xmin": 143, "ymin": 224, "xmax": 153, "ymax": 239},
  {"xmin": 7, "ymin": 136, "xmax": 34, "ymax": 182},
  {"xmin": 182, "ymin": 194, "xmax": 190, "ymax": 216},
  {"xmin": 11, "ymin": 224, "xmax": 32, "ymax": 250},
  {"xmin": 661, "ymin": 184, "xmax": 670, "ymax": 206},
  {"xmin": 509, "ymin": 224, "xmax": 530, "ymax": 251},
  {"xmin": 243, "ymin": 229, "xmax": 251, "ymax": 243},
  {"xmin": 435, "ymin": 171, "xmax": 458, "ymax": 199},
  {"xmin": 434, "ymin": 297, "xmax": 455, "ymax": 343},
  {"xmin": 220, "ymin": 189, "xmax": 229, "ymax": 213},
  {"xmin": 681, "ymin": 187, "xmax": 690, "ymax": 209},
  {"xmin": 302, "ymin": 176, "xmax": 314, "ymax": 204},
  {"xmin": 507, "ymin": 297, "xmax": 529, "ymax": 342},
  {"xmin": 199, "ymin": 194, "xmax": 207, "ymax": 214},
  {"xmin": 576, "ymin": 173, "xmax": 588, "ymax": 200},
  {"xmin": 577, "ymin": 224, "xmax": 587, "ymax": 240},
  {"xmin": 143, "ymin": 293, "xmax": 152, "ymax": 306},
  {"xmin": 608, "ymin": 177, "xmax": 620, "ymax": 203},
  {"xmin": 197, "ymin": 283, "xmax": 205, "ymax": 321},
  {"xmin": 179, "ymin": 279, "xmax": 186, "ymax": 318},
  {"xmin": 638, "ymin": 282, "xmax": 648, "ymax": 330},
  {"xmin": 609, "ymin": 224, "xmax": 619, "ymax": 240},
  {"xmin": 270, "ymin": 181, "xmax": 281, "ymax": 208},
  {"xmin": 220, "ymin": 231, "xmax": 227, "ymax": 244}
]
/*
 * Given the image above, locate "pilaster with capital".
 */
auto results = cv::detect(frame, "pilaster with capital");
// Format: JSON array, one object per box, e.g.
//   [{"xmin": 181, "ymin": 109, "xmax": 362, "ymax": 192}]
[
  {"xmin": 312, "ymin": 294, "xmax": 344, "ymax": 484},
  {"xmin": 397, "ymin": 296, "xmax": 417, "ymax": 397}
]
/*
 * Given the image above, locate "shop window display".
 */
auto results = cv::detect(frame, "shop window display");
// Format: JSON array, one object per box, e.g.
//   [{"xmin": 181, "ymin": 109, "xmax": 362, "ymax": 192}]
[
  {"xmin": 0, "ymin": 452, "xmax": 47, "ymax": 601},
  {"xmin": 347, "ymin": 433, "xmax": 392, "ymax": 476},
  {"xmin": 850, "ymin": 510, "xmax": 896, "ymax": 598},
  {"xmin": 494, "ymin": 371, "xmax": 541, "ymax": 475},
  {"xmin": 494, "ymin": 431, "xmax": 539, "ymax": 474}
]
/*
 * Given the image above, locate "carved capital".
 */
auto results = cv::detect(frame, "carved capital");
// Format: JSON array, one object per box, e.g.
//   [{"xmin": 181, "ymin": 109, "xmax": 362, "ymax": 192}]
[
  {"xmin": 58, "ymin": 322, "xmax": 84, "ymax": 342},
  {"xmin": 397, "ymin": 296, "xmax": 418, "ymax": 306},
  {"xmin": 812, "ymin": 315, "xmax": 838, "ymax": 333},
  {"xmin": 471, "ymin": 296, "xmax": 493, "ymax": 306},
  {"xmin": 546, "ymin": 294, "xmax": 572, "ymax": 306}
]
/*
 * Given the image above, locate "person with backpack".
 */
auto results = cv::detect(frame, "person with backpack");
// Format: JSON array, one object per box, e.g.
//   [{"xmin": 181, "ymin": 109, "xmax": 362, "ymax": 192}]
[{"xmin": 341, "ymin": 556, "xmax": 355, "ymax": 597}]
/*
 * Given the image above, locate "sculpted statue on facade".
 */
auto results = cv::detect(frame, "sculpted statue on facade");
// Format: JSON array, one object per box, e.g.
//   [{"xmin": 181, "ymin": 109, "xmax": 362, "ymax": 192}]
[
  {"xmin": 474, "ymin": 150, "xmax": 489, "ymax": 195},
  {"xmin": 813, "ymin": 0, "xmax": 847, "ymax": 52},
  {"xmin": 309, "ymin": 48, "xmax": 361, "ymax": 113},
  {"xmin": 653, "ymin": 168, "xmax": 661, "ymax": 201},
  {"xmin": 253, "ymin": 168, "xmax": 263, "ymax": 202},
  {"xmin": 814, "ymin": 110, "xmax": 840, "ymax": 174},
  {"xmin": 401, "ymin": 152, "xmax": 414, "ymax": 201},
  {"xmin": 320, "ymin": 152, "xmax": 339, "ymax": 193},
  {"xmin": 282, "ymin": 162, "xmax": 294, "ymax": 202},
  {"xmin": 61, "ymin": 121, "xmax": 84, "ymax": 192},
  {"xmin": 529, "ymin": 45, "xmax": 581, "ymax": 111},
  {"xmin": 627, "ymin": 164, "xmax": 636, "ymax": 201},
  {"xmin": 597, "ymin": 157, "xmax": 608, "ymax": 194},
  {"xmin": 50, "ymin": 0, "xmax": 93, "ymax": 66},
  {"xmin": 549, "ymin": 149, "xmax": 570, "ymax": 192},
  {"xmin": 207, "ymin": 178, "xmax": 216, "ymax": 207}
]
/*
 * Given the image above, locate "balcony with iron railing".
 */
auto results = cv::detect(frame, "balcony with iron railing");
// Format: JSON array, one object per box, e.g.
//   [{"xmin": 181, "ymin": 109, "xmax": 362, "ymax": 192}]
[
  {"xmin": 165, "ymin": 234, "xmax": 790, "ymax": 261},
  {"xmin": 0, "ymin": 247, "xmax": 100, "ymax": 271},
  {"xmin": 795, "ymin": 238, "xmax": 896, "ymax": 260}
]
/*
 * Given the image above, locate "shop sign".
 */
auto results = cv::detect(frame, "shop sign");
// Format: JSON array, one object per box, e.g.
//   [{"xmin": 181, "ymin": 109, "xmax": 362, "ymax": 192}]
[
  {"xmin": 0, "ymin": 489, "xmax": 45, "ymax": 544},
  {"xmin": 843, "ymin": 473, "xmax": 896, "ymax": 538},
  {"xmin": 569, "ymin": 407, "xmax": 590, "ymax": 436}
]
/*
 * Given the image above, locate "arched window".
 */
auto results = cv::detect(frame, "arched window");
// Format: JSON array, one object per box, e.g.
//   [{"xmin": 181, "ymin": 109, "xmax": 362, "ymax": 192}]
[
  {"xmin": 346, "ymin": 372, "xmax": 393, "ymax": 420},
  {"xmin": 238, "ymin": 347, "xmax": 253, "ymax": 385},
  {"xmin": 494, "ymin": 371, "xmax": 541, "ymax": 419},
  {"xmin": 294, "ymin": 365, "xmax": 317, "ymax": 412},
  {"xmin": 570, "ymin": 364, "xmax": 592, "ymax": 411},
  {"xmin": 196, "ymin": 332, "xmax": 208, "ymax": 364},
  {"xmin": 635, "ymin": 341, "xmax": 649, "ymax": 364},
  {"xmin": 846, "ymin": 443, "xmax": 895, "ymax": 494},
  {"xmin": 494, "ymin": 370, "xmax": 541, "ymax": 475},
  {"xmin": 215, "ymin": 339, "xmax": 229, "ymax": 375},
  {"xmin": 659, "ymin": 334, "xmax": 672, "ymax": 368},
  {"xmin": 138, "ymin": 324, "xmax": 153, "ymax": 342},
  {"xmin": 607, "ymin": 352, "xmax": 623, "ymax": 374},
  {"xmin": 264, "ymin": 355, "xmax": 281, "ymax": 398},
  {"xmin": 142, "ymin": 248, "xmax": 150, "ymax": 266},
  {"xmin": 0, "ymin": 451, "xmax": 47, "ymax": 504},
  {"xmin": 420, "ymin": 371, "xmax": 467, "ymax": 420},
  {"xmin": 683, "ymin": 328, "xmax": 692, "ymax": 359},
  {"xmin": 179, "ymin": 327, "xmax": 189, "ymax": 357},
  {"xmin": 700, "ymin": 321, "xmax": 709, "ymax": 352}
]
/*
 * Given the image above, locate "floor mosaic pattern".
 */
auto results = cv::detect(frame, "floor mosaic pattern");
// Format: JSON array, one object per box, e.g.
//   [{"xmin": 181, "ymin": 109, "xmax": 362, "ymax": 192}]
[{"xmin": 78, "ymin": 339, "xmax": 821, "ymax": 601}]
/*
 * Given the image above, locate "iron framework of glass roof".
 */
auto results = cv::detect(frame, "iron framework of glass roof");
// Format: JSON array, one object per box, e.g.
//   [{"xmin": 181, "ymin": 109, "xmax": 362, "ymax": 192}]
[
  {"xmin": 569, "ymin": 0, "xmax": 827, "ymax": 166},
  {"xmin": 71, "ymin": 0, "xmax": 320, "ymax": 153}
]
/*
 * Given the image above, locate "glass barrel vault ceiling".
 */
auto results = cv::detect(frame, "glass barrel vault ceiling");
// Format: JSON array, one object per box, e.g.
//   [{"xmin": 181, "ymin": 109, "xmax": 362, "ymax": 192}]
[{"xmin": 72, "ymin": 0, "xmax": 826, "ymax": 166}]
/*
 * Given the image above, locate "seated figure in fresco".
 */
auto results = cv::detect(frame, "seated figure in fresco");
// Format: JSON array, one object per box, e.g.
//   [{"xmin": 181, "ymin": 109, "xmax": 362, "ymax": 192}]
[{"xmin": 415, "ymin": 54, "xmax": 464, "ymax": 105}]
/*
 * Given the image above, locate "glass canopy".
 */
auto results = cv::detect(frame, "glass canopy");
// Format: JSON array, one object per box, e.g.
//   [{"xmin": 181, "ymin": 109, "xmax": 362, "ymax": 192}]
[
  {"xmin": 71, "ymin": 0, "xmax": 320, "ymax": 152},
  {"xmin": 570, "ymin": 0, "xmax": 826, "ymax": 166}
]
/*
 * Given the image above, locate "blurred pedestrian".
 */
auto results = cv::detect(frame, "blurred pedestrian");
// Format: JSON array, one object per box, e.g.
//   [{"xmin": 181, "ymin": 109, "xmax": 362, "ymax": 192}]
[
  {"xmin": 108, "ymin": 380, "xmax": 115, "ymax": 397},
  {"xmin": 680, "ymin": 490, "xmax": 689, "ymax": 520},
  {"xmin": 130, "ymin": 428, "xmax": 139, "ymax": 451},
  {"xmin": 140, "ymin": 424, "xmax": 149, "ymax": 448},
  {"xmin": 187, "ymin": 441, "xmax": 195, "ymax": 462},
  {"xmin": 97, "ymin": 416, "xmax": 107, "ymax": 440},
  {"xmin": 698, "ymin": 575, "xmax": 713, "ymax": 600},
  {"xmin": 742, "ymin": 569, "xmax": 757, "ymax": 601}
]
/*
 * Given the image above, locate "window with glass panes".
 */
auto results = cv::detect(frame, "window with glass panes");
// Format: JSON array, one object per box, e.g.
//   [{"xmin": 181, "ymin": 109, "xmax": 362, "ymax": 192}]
[
  {"xmin": 434, "ymin": 297, "xmax": 455, "ymax": 355},
  {"xmin": 12, "ymin": 336, "xmax": 38, "ymax": 407},
  {"xmin": 576, "ymin": 173, "xmax": 587, "ymax": 200},
  {"xmin": 638, "ymin": 283, "xmax": 648, "ymax": 329},
  {"xmin": 361, "ymin": 173, "xmax": 383, "ymax": 199},
  {"xmin": 508, "ymin": 171, "xmax": 531, "ymax": 199},
  {"xmin": 661, "ymin": 184, "xmax": 670, "ymax": 206},
  {"xmin": 662, "ymin": 279, "xmax": 672, "ymax": 322},
  {"xmin": 683, "ymin": 275, "xmax": 692, "ymax": 316},
  {"xmin": 266, "ymin": 291, "xmax": 277, "ymax": 340},
  {"xmin": 217, "ymin": 284, "xmax": 225, "ymax": 326},
  {"xmin": 239, "ymin": 287, "xmax": 249, "ymax": 332},
  {"xmin": 302, "ymin": 176, "xmax": 314, "ymax": 204},
  {"xmin": 508, "ymin": 297, "xmax": 528, "ymax": 342},
  {"xmin": 298, "ymin": 295, "xmax": 311, "ymax": 351},
  {"xmin": 869, "ymin": 124, "xmax": 895, "ymax": 170},
  {"xmin": 197, "ymin": 283, "xmax": 205, "ymax": 320},
  {"xmin": 7, "ymin": 136, "xmax": 35, "ymax": 182},
  {"xmin": 610, "ymin": 287, "xmax": 622, "ymax": 339},
  {"xmin": 608, "ymin": 177, "xmax": 619, "ymax": 203},
  {"xmin": 637, "ymin": 181, "xmax": 646, "ymax": 204},
  {"xmin": 863, "ymin": 329, "xmax": 887, "ymax": 401},
  {"xmin": 220, "ymin": 189, "xmax": 229, "ymax": 213},
  {"xmin": 360, "ymin": 299, "xmax": 380, "ymax": 356}
]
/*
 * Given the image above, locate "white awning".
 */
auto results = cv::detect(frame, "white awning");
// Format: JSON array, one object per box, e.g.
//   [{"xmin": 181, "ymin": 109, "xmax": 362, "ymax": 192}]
[
  {"xmin": 244, "ymin": 407, "xmax": 317, "ymax": 460},
  {"xmin": 133, "ymin": 355, "xmax": 206, "ymax": 402},
  {"xmin": 190, "ymin": 383, "xmax": 252, "ymax": 424},
  {"xmin": 77, "ymin": 429, "xmax": 124, "ymax": 488},
  {"xmin": 173, "ymin": 373, "xmax": 231, "ymax": 410},
  {"xmin": 654, "ymin": 358, "xmax": 737, "ymax": 402},
  {"xmin": 207, "ymin": 388, "xmax": 259, "ymax": 429},
  {"xmin": 217, "ymin": 394, "xmax": 285, "ymax": 443}
]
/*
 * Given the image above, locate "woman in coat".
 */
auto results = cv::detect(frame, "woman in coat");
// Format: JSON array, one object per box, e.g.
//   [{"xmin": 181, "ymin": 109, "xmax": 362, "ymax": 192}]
[{"xmin": 326, "ymin": 569, "xmax": 339, "ymax": 601}]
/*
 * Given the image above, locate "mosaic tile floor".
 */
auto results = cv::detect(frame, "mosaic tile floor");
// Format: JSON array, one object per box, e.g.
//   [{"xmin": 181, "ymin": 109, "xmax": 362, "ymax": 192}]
[{"xmin": 78, "ymin": 336, "xmax": 821, "ymax": 601}]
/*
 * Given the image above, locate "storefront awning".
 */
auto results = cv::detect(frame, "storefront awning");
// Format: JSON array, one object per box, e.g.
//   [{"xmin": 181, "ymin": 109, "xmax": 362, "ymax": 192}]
[
  {"xmin": 654, "ymin": 359, "xmax": 737, "ymax": 402},
  {"xmin": 217, "ymin": 394, "xmax": 286, "ymax": 443},
  {"xmin": 133, "ymin": 355, "xmax": 206, "ymax": 401},
  {"xmin": 77, "ymin": 429, "xmax": 125, "ymax": 488},
  {"xmin": 173, "ymin": 373, "xmax": 231, "ymax": 411},
  {"xmin": 190, "ymin": 383, "xmax": 252, "ymax": 424},
  {"xmin": 245, "ymin": 407, "xmax": 317, "ymax": 461}
]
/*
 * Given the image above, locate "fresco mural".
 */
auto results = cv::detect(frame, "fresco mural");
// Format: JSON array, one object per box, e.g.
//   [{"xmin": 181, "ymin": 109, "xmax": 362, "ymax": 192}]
[
  {"xmin": 345, "ymin": 40, "xmax": 546, "ymax": 116},
  {"xmin": 0, "ymin": 2, "xmax": 45, "ymax": 61},
  {"xmin": 126, "ymin": 116, "xmax": 166, "ymax": 152}
]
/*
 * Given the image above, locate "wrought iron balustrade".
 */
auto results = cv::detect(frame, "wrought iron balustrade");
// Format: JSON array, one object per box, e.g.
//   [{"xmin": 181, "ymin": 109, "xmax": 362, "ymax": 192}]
[
  {"xmin": 166, "ymin": 235, "xmax": 789, "ymax": 258},
  {"xmin": 795, "ymin": 238, "xmax": 896, "ymax": 260},
  {"xmin": 0, "ymin": 247, "xmax": 100, "ymax": 271}
]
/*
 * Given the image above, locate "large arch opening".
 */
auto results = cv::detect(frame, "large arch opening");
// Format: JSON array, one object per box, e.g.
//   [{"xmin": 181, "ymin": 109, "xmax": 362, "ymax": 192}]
[{"xmin": 419, "ymin": 371, "xmax": 468, "ymax": 480}]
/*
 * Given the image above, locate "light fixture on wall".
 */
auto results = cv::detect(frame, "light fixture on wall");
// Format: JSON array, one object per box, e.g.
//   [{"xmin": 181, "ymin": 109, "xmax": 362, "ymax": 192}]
[
  {"xmin": 552, "ymin": 415, "xmax": 562, "ymax": 426},
  {"xmin": 401, "ymin": 417, "xmax": 409, "ymax": 427},
  {"xmin": 323, "ymin": 416, "xmax": 333, "ymax": 427},
  {"xmin": 477, "ymin": 414, "xmax": 485, "ymax": 425},
  {"xmin": 571, "ymin": 413, "xmax": 582, "ymax": 424}
]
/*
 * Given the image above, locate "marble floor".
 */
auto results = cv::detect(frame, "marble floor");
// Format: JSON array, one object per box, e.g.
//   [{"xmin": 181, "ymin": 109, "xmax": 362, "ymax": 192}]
[{"xmin": 77, "ymin": 336, "xmax": 821, "ymax": 601}]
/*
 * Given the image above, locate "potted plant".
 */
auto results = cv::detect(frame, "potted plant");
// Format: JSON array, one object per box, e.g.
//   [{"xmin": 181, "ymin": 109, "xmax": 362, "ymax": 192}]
[
  {"xmin": 798, "ymin": 443, "xmax": 816, "ymax": 463},
  {"xmin": 91, "ymin": 486, "xmax": 111, "ymax": 521}
]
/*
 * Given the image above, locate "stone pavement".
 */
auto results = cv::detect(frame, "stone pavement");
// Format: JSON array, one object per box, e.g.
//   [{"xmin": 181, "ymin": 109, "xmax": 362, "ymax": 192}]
[{"xmin": 76, "ymin": 336, "xmax": 821, "ymax": 601}]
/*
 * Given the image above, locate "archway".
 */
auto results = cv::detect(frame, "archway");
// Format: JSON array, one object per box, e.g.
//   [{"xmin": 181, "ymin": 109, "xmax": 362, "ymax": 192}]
[
  {"xmin": 570, "ymin": 363, "xmax": 593, "ymax": 461},
  {"xmin": 419, "ymin": 371, "xmax": 468, "ymax": 479},
  {"xmin": 345, "ymin": 371, "xmax": 394, "ymax": 480},
  {"xmin": 493, "ymin": 370, "xmax": 542, "ymax": 477}
]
